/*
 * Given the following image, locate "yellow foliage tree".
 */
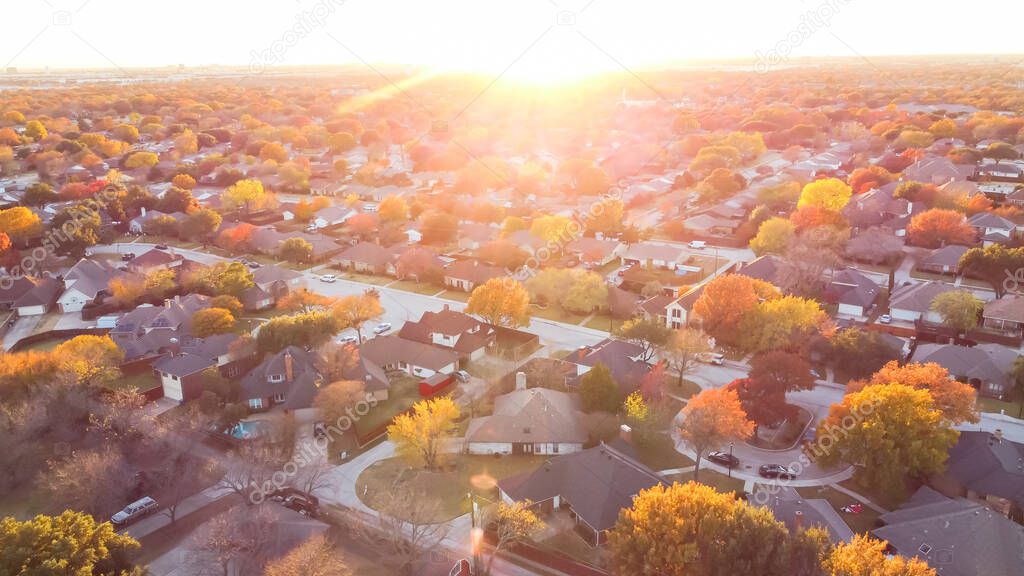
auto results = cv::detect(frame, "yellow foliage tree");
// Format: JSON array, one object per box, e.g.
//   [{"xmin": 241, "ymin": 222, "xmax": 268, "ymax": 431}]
[
  {"xmin": 823, "ymin": 535, "xmax": 937, "ymax": 576},
  {"xmin": 798, "ymin": 178, "xmax": 853, "ymax": 211},
  {"xmin": 387, "ymin": 396, "xmax": 460, "ymax": 469},
  {"xmin": 466, "ymin": 278, "xmax": 531, "ymax": 328}
]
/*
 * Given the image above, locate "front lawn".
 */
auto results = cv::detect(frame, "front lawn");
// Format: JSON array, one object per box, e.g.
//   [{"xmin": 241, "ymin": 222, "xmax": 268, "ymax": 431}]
[
  {"xmin": 582, "ymin": 314, "xmax": 617, "ymax": 331},
  {"xmin": 978, "ymin": 395, "xmax": 1022, "ymax": 417},
  {"xmin": 668, "ymin": 377, "xmax": 702, "ymax": 400},
  {"xmin": 438, "ymin": 290, "xmax": 471, "ymax": 303},
  {"xmin": 115, "ymin": 370, "xmax": 162, "ymax": 392},
  {"xmin": 389, "ymin": 279, "xmax": 443, "ymax": 295},
  {"xmin": 634, "ymin": 433, "xmax": 694, "ymax": 471},
  {"xmin": 356, "ymin": 455, "xmax": 547, "ymax": 522},
  {"xmin": 530, "ymin": 303, "xmax": 589, "ymax": 324},
  {"xmin": 796, "ymin": 485, "xmax": 882, "ymax": 535},
  {"xmin": 664, "ymin": 468, "xmax": 745, "ymax": 495},
  {"xmin": 340, "ymin": 271, "xmax": 393, "ymax": 286},
  {"xmin": 353, "ymin": 377, "xmax": 423, "ymax": 438}
]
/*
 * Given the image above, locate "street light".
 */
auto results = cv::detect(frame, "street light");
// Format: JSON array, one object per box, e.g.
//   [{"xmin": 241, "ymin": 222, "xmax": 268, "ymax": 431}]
[{"xmin": 728, "ymin": 441, "xmax": 734, "ymax": 479}]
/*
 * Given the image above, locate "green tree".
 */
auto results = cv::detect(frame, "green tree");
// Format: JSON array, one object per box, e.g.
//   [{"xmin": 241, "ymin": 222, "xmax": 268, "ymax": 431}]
[
  {"xmin": 0, "ymin": 511, "xmax": 140, "ymax": 575},
  {"xmin": 608, "ymin": 482, "xmax": 790, "ymax": 576},
  {"xmin": 279, "ymin": 237, "xmax": 314, "ymax": 264},
  {"xmin": 579, "ymin": 363, "xmax": 621, "ymax": 413},
  {"xmin": 930, "ymin": 290, "xmax": 983, "ymax": 333},
  {"xmin": 51, "ymin": 204, "xmax": 102, "ymax": 257},
  {"xmin": 816, "ymin": 384, "xmax": 959, "ymax": 496},
  {"xmin": 180, "ymin": 208, "xmax": 222, "ymax": 240},
  {"xmin": 22, "ymin": 183, "xmax": 57, "ymax": 206}
]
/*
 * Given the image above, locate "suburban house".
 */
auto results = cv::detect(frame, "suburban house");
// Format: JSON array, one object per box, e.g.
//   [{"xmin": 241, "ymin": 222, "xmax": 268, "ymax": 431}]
[
  {"xmin": 567, "ymin": 338, "xmax": 652, "ymax": 396},
  {"xmin": 825, "ymin": 268, "xmax": 881, "ymax": 318},
  {"xmin": 311, "ymin": 205, "xmax": 357, "ymax": 229},
  {"xmin": 684, "ymin": 213, "xmax": 743, "ymax": 237},
  {"xmin": 888, "ymin": 282, "xmax": 958, "ymax": 324},
  {"xmin": 872, "ymin": 486, "xmax": 1024, "ymax": 576},
  {"xmin": 240, "ymin": 346, "xmax": 322, "ymax": 417},
  {"xmin": 912, "ymin": 343, "xmax": 1018, "ymax": 398},
  {"xmin": 153, "ymin": 353, "xmax": 216, "ymax": 403},
  {"xmin": 109, "ymin": 295, "xmax": 211, "ymax": 359},
  {"xmin": 336, "ymin": 241, "xmax": 400, "ymax": 275},
  {"xmin": 982, "ymin": 295, "xmax": 1024, "ymax": 338},
  {"xmin": 753, "ymin": 488, "xmax": 853, "ymax": 543},
  {"xmin": 57, "ymin": 258, "xmax": 116, "ymax": 313},
  {"xmin": 918, "ymin": 245, "xmax": 970, "ymax": 275},
  {"xmin": 241, "ymin": 265, "xmax": 306, "ymax": 311},
  {"xmin": 497, "ymin": 437, "xmax": 663, "ymax": 546},
  {"xmin": 505, "ymin": 230, "xmax": 547, "ymax": 256},
  {"xmin": 127, "ymin": 248, "xmax": 185, "ymax": 274},
  {"xmin": 465, "ymin": 379, "xmax": 587, "ymax": 455},
  {"xmin": 736, "ymin": 255, "xmax": 789, "ymax": 292},
  {"xmin": 397, "ymin": 307, "xmax": 495, "ymax": 361},
  {"xmin": 443, "ymin": 260, "xmax": 504, "ymax": 292},
  {"xmin": 620, "ymin": 242, "xmax": 686, "ymax": 270},
  {"xmin": 967, "ymin": 212, "xmax": 1017, "ymax": 247},
  {"xmin": 841, "ymin": 184, "xmax": 912, "ymax": 234},
  {"xmin": 457, "ymin": 222, "xmax": 498, "ymax": 251},
  {"xmin": 0, "ymin": 276, "xmax": 41, "ymax": 310},
  {"xmin": 128, "ymin": 209, "xmax": 184, "ymax": 234},
  {"xmin": 12, "ymin": 276, "xmax": 62, "ymax": 316},
  {"xmin": 932, "ymin": 431, "xmax": 1024, "ymax": 522},
  {"xmin": 359, "ymin": 334, "xmax": 459, "ymax": 379},
  {"xmin": 564, "ymin": 237, "xmax": 624, "ymax": 266},
  {"xmin": 902, "ymin": 156, "xmax": 972, "ymax": 185}
]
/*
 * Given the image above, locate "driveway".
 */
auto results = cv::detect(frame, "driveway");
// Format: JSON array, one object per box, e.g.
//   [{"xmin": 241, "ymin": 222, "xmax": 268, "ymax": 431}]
[{"xmin": 2, "ymin": 315, "xmax": 41, "ymax": 350}]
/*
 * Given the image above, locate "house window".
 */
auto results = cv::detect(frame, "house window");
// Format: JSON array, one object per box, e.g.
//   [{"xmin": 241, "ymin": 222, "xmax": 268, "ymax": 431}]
[
  {"xmin": 273, "ymin": 393, "xmax": 286, "ymax": 403},
  {"xmin": 552, "ymin": 443, "xmax": 559, "ymax": 454},
  {"xmin": 671, "ymin": 308, "xmax": 681, "ymax": 318},
  {"xmin": 249, "ymin": 398, "xmax": 263, "ymax": 410},
  {"xmin": 269, "ymin": 374, "xmax": 284, "ymax": 383}
]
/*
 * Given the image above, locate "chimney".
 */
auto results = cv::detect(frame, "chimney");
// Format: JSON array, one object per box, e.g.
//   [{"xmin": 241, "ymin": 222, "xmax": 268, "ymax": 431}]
[
  {"xmin": 794, "ymin": 510, "xmax": 804, "ymax": 532},
  {"xmin": 164, "ymin": 298, "xmax": 172, "ymax": 308},
  {"xmin": 141, "ymin": 206, "xmax": 147, "ymax": 217},
  {"xmin": 619, "ymin": 424, "xmax": 632, "ymax": 444},
  {"xmin": 994, "ymin": 429, "xmax": 1004, "ymax": 442},
  {"xmin": 284, "ymin": 350, "xmax": 294, "ymax": 383},
  {"xmin": 515, "ymin": 371, "xmax": 527, "ymax": 391}
]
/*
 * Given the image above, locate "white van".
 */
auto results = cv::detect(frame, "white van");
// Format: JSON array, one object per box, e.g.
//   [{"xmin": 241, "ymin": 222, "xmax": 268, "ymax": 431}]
[
  {"xmin": 697, "ymin": 352, "xmax": 725, "ymax": 365},
  {"xmin": 111, "ymin": 496, "xmax": 159, "ymax": 526}
]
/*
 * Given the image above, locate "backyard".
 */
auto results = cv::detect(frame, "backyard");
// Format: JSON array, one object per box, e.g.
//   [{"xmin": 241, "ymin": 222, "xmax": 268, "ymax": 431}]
[{"xmin": 797, "ymin": 485, "xmax": 882, "ymax": 535}]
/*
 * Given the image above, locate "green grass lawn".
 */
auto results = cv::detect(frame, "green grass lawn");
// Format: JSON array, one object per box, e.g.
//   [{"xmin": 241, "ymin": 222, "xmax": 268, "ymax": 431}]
[
  {"xmin": 634, "ymin": 433, "xmax": 693, "ymax": 471},
  {"xmin": 582, "ymin": 314, "xmax": 617, "ymax": 331},
  {"xmin": 356, "ymin": 455, "xmax": 546, "ymax": 522},
  {"xmin": 17, "ymin": 335, "xmax": 71, "ymax": 352},
  {"xmin": 115, "ymin": 370, "xmax": 162, "ymax": 392},
  {"xmin": 353, "ymin": 377, "xmax": 423, "ymax": 438},
  {"xmin": 668, "ymin": 377, "xmax": 702, "ymax": 399},
  {"xmin": 389, "ymin": 279, "xmax": 444, "ymax": 295},
  {"xmin": 341, "ymin": 271, "xmax": 393, "ymax": 285},
  {"xmin": 978, "ymin": 396, "xmax": 1022, "ymax": 417},
  {"xmin": 664, "ymin": 468, "xmax": 745, "ymax": 495},
  {"xmin": 797, "ymin": 485, "xmax": 882, "ymax": 535},
  {"xmin": 537, "ymin": 530, "xmax": 605, "ymax": 567},
  {"xmin": 438, "ymin": 290, "xmax": 471, "ymax": 302},
  {"xmin": 838, "ymin": 477, "xmax": 910, "ymax": 511},
  {"xmin": 530, "ymin": 304, "xmax": 589, "ymax": 324}
]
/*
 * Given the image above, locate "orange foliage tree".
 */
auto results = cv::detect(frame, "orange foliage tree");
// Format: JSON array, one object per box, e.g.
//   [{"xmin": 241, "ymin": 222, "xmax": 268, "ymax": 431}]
[{"xmin": 907, "ymin": 209, "xmax": 976, "ymax": 248}]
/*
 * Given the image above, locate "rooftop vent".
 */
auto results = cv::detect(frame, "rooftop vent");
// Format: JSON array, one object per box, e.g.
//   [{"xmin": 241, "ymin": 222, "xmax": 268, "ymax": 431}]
[{"xmin": 918, "ymin": 544, "xmax": 932, "ymax": 555}]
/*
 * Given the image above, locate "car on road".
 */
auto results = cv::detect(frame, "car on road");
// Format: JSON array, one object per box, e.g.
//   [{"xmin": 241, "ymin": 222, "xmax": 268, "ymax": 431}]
[
  {"xmin": 154, "ymin": 244, "xmax": 168, "ymax": 250},
  {"xmin": 111, "ymin": 496, "xmax": 159, "ymax": 526},
  {"xmin": 337, "ymin": 334, "xmax": 357, "ymax": 345},
  {"xmin": 320, "ymin": 274, "xmax": 337, "ymax": 283},
  {"xmin": 758, "ymin": 464, "xmax": 797, "ymax": 480},
  {"xmin": 283, "ymin": 494, "xmax": 319, "ymax": 517},
  {"xmin": 707, "ymin": 450, "xmax": 739, "ymax": 468},
  {"xmin": 688, "ymin": 240, "xmax": 707, "ymax": 249},
  {"xmin": 455, "ymin": 369, "xmax": 471, "ymax": 383},
  {"xmin": 247, "ymin": 261, "xmax": 261, "ymax": 269},
  {"xmin": 373, "ymin": 322, "xmax": 392, "ymax": 335},
  {"xmin": 120, "ymin": 252, "xmax": 136, "ymax": 261},
  {"xmin": 878, "ymin": 314, "xmax": 892, "ymax": 324}
]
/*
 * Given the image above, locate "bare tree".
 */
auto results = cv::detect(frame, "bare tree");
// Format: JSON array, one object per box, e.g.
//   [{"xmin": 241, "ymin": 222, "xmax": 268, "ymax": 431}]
[
  {"xmin": 218, "ymin": 442, "xmax": 285, "ymax": 506},
  {"xmin": 354, "ymin": 484, "xmax": 450, "ymax": 575},
  {"xmin": 193, "ymin": 505, "xmax": 275, "ymax": 576},
  {"xmin": 43, "ymin": 447, "xmax": 134, "ymax": 517},
  {"xmin": 662, "ymin": 327, "xmax": 711, "ymax": 388}
]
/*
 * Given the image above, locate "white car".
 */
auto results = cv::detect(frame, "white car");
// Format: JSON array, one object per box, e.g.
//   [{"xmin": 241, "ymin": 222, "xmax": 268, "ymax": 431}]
[
  {"xmin": 320, "ymin": 274, "xmax": 337, "ymax": 283},
  {"xmin": 338, "ymin": 335, "xmax": 357, "ymax": 345},
  {"xmin": 878, "ymin": 314, "xmax": 892, "ymax": 324},
  {"xmin": 373, "ymin": 322, "xmax": 392, "ymax": 335},
  {"xmin": 688, "ymin": 240, "xmax": 707, "ymax": 249},
  {"xmin": 111, "ymin": 496, "xmax": 158, "ymax": 526},
  {"xmin": 697, "ymin": 352, "xmax": 725, "ymax": 365}
]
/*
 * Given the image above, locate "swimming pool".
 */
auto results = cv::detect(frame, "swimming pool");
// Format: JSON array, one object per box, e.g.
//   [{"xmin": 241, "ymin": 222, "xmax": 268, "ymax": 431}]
[{"xmin": 229, "ymin": 420, "xmax": 269, "ymax": 440}]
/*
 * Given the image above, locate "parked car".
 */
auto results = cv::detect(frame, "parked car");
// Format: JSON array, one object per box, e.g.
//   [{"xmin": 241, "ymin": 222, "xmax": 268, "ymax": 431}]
[
  {"xmin": 154, "ymin": 244, "xmax": 168, "ymax": 250},
  {"xmin": 455, "ymin": 369, "xmax": 471, "ymax": 383},
  {"xmin": 688, "ymin": 240, "xmax": 707, "ymax": 249},
  {"xmin": 283, "ymin": 494, "xmax": 319, "ymax": 517},
  {"xmin": 247, "ymin": 261, "xmax": 261, "ymax": 269},
  {"xmin": 707, "ymin": 450, "xmax": 739, "ymax": 468},
  {"xmin": 758, "ymin": 464, "xmax": 797, "ymax": 480},
  {"xmin": 697, "ymin": 352, "xmax": 725, "ymax": 365},
  {"xmin": 313, "ymin": 422, "xmax": 327, "ymax": 440},
  {"xmin": 878, "ymin": 314, "xmax": 892, "ymax": 324},
  {"xmin": 320, "ymin": 274, "xmax": 337, "ymax": 283},
  {"xmin": 110, "ymin": 496, "xmax": 159, "ymax": 526},
  {"xmin": 338, "ymin": 334, "xmax": 357, "ymax": 345},
  {"xmin": 120, "ymin": 252, "xmax": 136, "ymax": 261},
  {"xmin": 373, "ymin": 322, "xmax": 392, "ymax": 335}
]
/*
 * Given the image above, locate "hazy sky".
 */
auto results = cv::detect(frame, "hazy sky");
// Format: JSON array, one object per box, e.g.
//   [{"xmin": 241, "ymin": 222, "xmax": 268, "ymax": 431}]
[{"xmin": 4, "ymin": 0, "xmax": 1022, "ymax": 77}]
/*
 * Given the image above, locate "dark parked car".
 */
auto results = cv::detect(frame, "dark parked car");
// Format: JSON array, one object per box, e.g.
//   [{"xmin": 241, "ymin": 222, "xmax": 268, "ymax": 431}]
[
  {"xmin": 707, "ymin": 450, "xmax": 739, "ymax": 468},
  {"xmin": 154, "ymin": 244, "xmax": 168, "ymax": 250},
  {"xmin": 758, "ymin": 464, "xmax": 797, "ymax": 480},
  {"xmin": 283, "ymin": 494, "xmax": 318, "ymax": 517}
]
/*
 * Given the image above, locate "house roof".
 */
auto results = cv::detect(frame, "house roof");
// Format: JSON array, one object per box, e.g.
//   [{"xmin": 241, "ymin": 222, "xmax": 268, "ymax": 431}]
[
  {"xmin": 889, "ymin": 281, "xmax": 956, "ymax": 313},
  {"xmin": 984, "ymin": 295, "xmax": 1024, "ymax": 324},
  {"xmin": 737, "ymin": 254, "xmax": 787, "ymax": 288},
  {"xmin": 565, "ymin": 237, "xmax": 622, "ymax": 261},
  {"xmin": 913, "ymin": 343, "xmax": 1017, "ymax": 389},
  {"xmin": 360, "ymin": 334, "xmax": 459, "ymax": 371},
  {"xmin": 568, "ymin": 338, "xmax": 650, "ymax": 395},
  {"xmin": 129, "ymin": 248, "xmax": 182, "ymax": 270},
  {"xmin": 337, "ymin": 241, "xmax": 397, "ymax": 267},
  {"xmin": 252, "ymin": 265, "xmax": 303, "ymax": 287},
  {"xmin": 498, "ymin": 442, "xmax": 663, "ymax": 533},
  {"xmin": 622, "ymin": 242, "xmax": 685, "ymax": 263},
  {"xmin": 466, "ymin": 388, "xmax": 587, "ymax": 445},
  {"xmin": 944, "ymin": 431, "xmax": 1024, "ymax": 508},
  {"xmin": 873, "ymin": 487, "xmax": 1024, "ymax": 576},
  {"xmin": 968, "ymin": 212, "xmax": 1016, "ymax": 230},
  {"xmin": 829, "ymin": 268, "xmax": 881, "ymax": 308},
  {"xmin": 153, "ymin": 353, "xmax": 216, "ymax": 378},
  {"xmin": 444, "ymin": 260, "xmax": 505, "ymax": 284},
  {"xmin": 62, "ymin": 258, "xmax": 116, "ymax": 299},
  {"xmin": 922, "ymin": 245, "xmax": 970, "ymax": 269},
  {"xmin": 240, "ymin": 346, "xmax": 322, "ymax": 410},
  {"xmin": 12, "ymin": 276, "xmax": 61, "ymax": 307},
  {"xmin": 398, "ymin": 309, "xmax": 495, "ymax": 355}
]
